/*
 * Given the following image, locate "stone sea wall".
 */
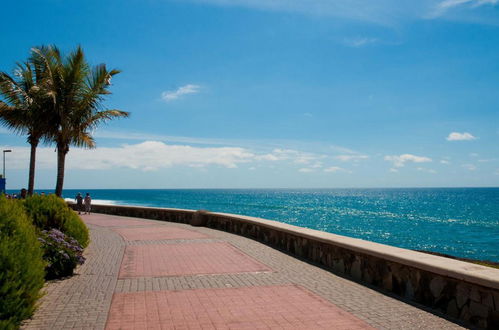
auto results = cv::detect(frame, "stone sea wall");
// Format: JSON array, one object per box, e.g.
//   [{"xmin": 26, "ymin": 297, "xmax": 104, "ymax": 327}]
[{"xmin": 77, "ymin": 203, "xmax": 499, "ymax": 329}]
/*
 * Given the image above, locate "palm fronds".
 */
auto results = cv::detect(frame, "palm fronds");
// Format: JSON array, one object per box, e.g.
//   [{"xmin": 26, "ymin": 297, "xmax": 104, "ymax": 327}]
[{"xmin": 0, "ymin": 45, "xmax": 129, "ymax": 196}]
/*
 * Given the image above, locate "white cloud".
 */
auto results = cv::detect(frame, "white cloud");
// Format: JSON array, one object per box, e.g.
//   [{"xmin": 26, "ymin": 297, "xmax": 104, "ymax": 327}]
[
  {"xmin": 288, "ymin": 151, "xmax": 326, "ymax": 165},
  {"xmin": 257, "ymin": 148, "xmax": 324, "ymax": 165},
  {"xmin": 389, "ymin": 168, "xmax": 399, "ymax": 173},
  {"xmin": 324, "ymin": 166, "xmax": 350, "ymax": 173},
  {"xmin": 1, "ymin": 141, "xmax": 256, "ymax": 171},
  {"xmin": 335, "ymin": 154, "xmax": 369, "ymax": 162},
  {"xmin": 417, "ymin": 167, "xmax": 437, "ymax": 174},
  {"xmin": 494, "ymin": 168, "xmax": 499, "ymax": 175},
  {"xmin": 0, "ymin": 141, "xmax": 348, "ymax": 175},
  {"xmin": 161, "ymin": 84, "xmax": 201, "ymax": 101},
  {"xmin": 187, "ymin": 0, "xmax": 499, "ymax": 25},
  {"xmin": 440, "ymin": 159, "xmax": 451, "ymax": 165},
  {"xmin": 255, "ymin": 153, "xmax": 280, "ymax": 161},
  {"xmin": 96, "ymin": 129, "xmax": 364, "ymax": 163},
  {"xmin": 188, "ymin": 0, "xmax": 400, "ymax": 24},
  {"xmin": 384, "ymin": 154, "xmax": 432, "ymax": 167},
  {"xmin": 187, "ymin": 1, "xmax": 448, "ymax": 25},
  {"xmin": 343, "ymin": 37, "xmax": 379, "ymax": 47},
  {"xmin": 94, "ymin": 130, "xmax": 243, "ymax": 146},
  {"xmin": 429, "ymin": 0, "xmax": 498, "ymax": 17},
  {"xmin": 462, "ymin": 164, "xmax": 477, "ymax": 171},
  {"xmin": 446, "ymin": 132, "xmax": 477, "ymax": 141}
]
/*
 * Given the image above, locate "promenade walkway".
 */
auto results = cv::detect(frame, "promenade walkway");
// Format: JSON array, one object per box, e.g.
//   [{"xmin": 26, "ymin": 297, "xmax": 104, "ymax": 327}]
[{"xmin": 23, "ymin": 213, "xmax": 466, "ymax": 329}]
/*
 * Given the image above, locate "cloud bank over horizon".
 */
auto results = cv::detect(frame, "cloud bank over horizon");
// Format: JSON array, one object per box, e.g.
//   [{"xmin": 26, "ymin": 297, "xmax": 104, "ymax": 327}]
[{"xmin": 0, "ymin": 141, "xmax": 346, "ymax": 173}]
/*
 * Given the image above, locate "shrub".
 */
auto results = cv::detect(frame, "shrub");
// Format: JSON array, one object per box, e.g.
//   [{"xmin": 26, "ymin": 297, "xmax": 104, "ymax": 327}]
[
  {"xmin": 0, "ymin": 196, "xmax": 45, "ymax": 329},
  {"xmin": 23, "ymin": 194, "xmax": 89, "ymax": 247},
  {"xmin": 38, "ymin": 229, "xmax": 86, "ymax": 280}
]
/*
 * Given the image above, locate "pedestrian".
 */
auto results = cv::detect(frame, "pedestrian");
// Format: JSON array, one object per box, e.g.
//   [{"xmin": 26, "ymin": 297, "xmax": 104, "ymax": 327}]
[
  {"xmin": 75, "ymin": 193, "xmax": 83, "ymax": 215},
  {"xmin": 84, "ymin": 193, "xmax": 92, "ymax": 214},
  {"xmin": 18, "ymin": 188, "xmax": 27, "ymax": 199}
]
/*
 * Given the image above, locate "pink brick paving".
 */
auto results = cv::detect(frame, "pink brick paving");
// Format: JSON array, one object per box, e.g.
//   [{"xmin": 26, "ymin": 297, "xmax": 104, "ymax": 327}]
[
  {"xmin": 119, "ymin": 242, "xmax": 271, "ymax": 278},
  {"xmin": 114, "ymin": 226, "xmax": 208, "ymax": 241},
  {"xmin": 106, "ymin": 285, "xmax": 373, "ymax": 330},
  {"xmin": 22, "ymin": 213, "xmax": 465, "ymax": 330}
]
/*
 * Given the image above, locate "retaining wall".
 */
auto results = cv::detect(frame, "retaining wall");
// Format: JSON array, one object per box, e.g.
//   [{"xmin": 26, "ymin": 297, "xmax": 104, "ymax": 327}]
[{"xmin": 78, "ymin": 203, "xmax": 499, "ymax": 329}]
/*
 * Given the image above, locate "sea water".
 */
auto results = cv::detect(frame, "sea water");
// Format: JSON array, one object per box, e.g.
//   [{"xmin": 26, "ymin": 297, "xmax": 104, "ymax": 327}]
[{"xmin": 21, "ymin": 188, "xmax": 499, "ymax": 262}]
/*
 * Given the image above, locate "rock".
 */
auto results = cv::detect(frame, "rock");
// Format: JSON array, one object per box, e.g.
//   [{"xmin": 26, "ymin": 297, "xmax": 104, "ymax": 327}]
[
  {"xmin": 430, "ymin": 277, "xmax": 446, "ymax": 299},
  {"xmin": 489, "ymin": 311, "xmax": 499, "ymax": 329},
  {"xmin": 446, "ymin": 299, "xmax": 459, "ymax": 318},
  {"xmin": 351, "ymin": 258, "xmax": 362, "ymax": 280},
  {"xmin": 459, "ymin": 305, "xmax": 471, "ymax": 322},
  {"xmin": 409, "ymin": 270, "xmax": 421, "ymax": 296},
  {"xmin": 405, "ymin": 280, "xmax": 415, "ymax": 300},
  {"xmin": 333, "ymin": 259, "xmax": 345, "ymax": 274},
  {"xmin": 493, "ymin": 291, "xmax": 499, "ymax": 311},
  {"xmin": 294, "ymin": 239, "xmax": 301, "ymax": 255},
  {"xmin": 470, "ymin": 286, "xmax": 481, "ymax": 302},
  {"xmin": 469, "ymin": 301, "xmax": 489, "ymax": 319},
  {"xmin": 190, "ymin": 209, "xmax": 208, "ymax": 226},
  {"xmin": 326, "ymin": 253, "xmax": 332, "ymax": 267},
  {"xmin": 382, "ymin": 272, "xmax": 393, "ymax": 291},
  {"xmin": 363, "ymin": 267, "xmax": 373, "ymax": 284},
  {"xmin": 480, "ymin": 291, "xmax": 494, "ymax": 309},
  {"xmin": 456, "ymin": 284, "xmax": 471, "ymax": 308}
]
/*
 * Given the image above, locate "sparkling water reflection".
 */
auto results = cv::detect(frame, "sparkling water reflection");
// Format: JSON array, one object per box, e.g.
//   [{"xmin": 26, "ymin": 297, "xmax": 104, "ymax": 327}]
[{"xmin": 52, "ymin": 188, "xmax": 499, "ymax": 262}]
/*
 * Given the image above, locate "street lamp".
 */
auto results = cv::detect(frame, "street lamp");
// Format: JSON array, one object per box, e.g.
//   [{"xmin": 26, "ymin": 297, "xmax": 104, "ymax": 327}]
[{"xmin": 3, "ymin": 149, "xmax": 12, "ymax": 178}]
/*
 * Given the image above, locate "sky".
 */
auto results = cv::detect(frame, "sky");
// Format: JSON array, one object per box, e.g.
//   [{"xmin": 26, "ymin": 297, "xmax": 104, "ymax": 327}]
[{"xmin": 0, "ymin": 0, "xmax": 498, "ymax": 189}]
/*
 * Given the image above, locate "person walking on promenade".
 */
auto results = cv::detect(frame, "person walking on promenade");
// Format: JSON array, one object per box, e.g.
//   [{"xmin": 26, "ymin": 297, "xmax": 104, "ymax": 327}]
[
  {"xmin": 84, "ymin": 193, "xmax": 92, "ymax": 214},
  {"xmin": 75, "ymin": 193, "xmax": 83, "ymax": 215},
  {"xmin": 18, "ymin": 188, "xmax": 27, "ymax": 199}
]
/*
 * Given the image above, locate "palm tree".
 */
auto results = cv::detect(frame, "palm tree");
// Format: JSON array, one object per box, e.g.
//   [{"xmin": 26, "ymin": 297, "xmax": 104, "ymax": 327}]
[
  {"xmin": 0, "ymin": 60, "xmax": 52, "ymax": 195},
  {"xmin": 32, "ymin": 46, "xmax": 129, "ymax": 196}
]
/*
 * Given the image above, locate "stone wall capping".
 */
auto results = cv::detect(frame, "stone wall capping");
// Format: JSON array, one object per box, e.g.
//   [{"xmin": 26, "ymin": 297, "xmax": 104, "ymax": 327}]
[
  {"xmin": 207, "ymin": 211, "xmax": 499, "ymax": 291},
  {"xmin": 106, "ymin": 204, "xmax": 196, "ymax": 214}
]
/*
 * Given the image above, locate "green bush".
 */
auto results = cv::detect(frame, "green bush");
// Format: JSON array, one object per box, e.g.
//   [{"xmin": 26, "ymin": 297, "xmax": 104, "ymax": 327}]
[
  {"xmin": 0, "ymin": 196, "xmax": 45, "ymax": 329},
  {"xmin": 23, "ymin": 195, "xmax": 89, "ymax": 248}
]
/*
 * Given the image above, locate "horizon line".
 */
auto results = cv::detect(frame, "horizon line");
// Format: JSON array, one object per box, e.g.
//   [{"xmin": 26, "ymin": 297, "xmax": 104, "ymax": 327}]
[{"xmin": 5, "ymin": 186, "xmax": 499, "ymax": 191}]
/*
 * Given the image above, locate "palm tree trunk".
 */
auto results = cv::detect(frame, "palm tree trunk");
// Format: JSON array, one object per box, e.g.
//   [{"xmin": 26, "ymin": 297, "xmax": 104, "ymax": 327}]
[
  {"xmin": 27, "ymin": 138, "xmax": 39, "ymax": 196},
  {"xmin": 55, "ymin": 145, "xmax": 68, "ymax": 197}
]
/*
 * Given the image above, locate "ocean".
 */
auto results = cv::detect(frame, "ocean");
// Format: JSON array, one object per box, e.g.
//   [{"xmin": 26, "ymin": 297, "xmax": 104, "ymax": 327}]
[{"xmin": 16, "ymin": 188, "xmax": 499, "ymax": 262}]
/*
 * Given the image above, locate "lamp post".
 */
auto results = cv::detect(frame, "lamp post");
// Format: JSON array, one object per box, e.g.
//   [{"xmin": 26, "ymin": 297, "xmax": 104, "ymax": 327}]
[{"xmin": 3, "ymin": 149, "xmax": 12, "ymax": 178}]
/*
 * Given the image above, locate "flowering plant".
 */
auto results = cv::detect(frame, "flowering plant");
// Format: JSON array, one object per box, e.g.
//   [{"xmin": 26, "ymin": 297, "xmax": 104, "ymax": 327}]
[{"xmin": 37, "ymin": 228, "xmax": 85, "ymax": 279}]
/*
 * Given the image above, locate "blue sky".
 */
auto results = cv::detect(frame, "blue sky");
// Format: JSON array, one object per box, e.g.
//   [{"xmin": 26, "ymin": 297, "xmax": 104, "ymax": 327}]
[{"xmin": 1, "ymin": 0, "xmax": 498, "ymax": 189}]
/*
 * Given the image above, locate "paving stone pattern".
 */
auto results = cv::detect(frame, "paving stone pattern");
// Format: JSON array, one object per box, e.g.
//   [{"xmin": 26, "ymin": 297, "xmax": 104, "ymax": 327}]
[
  {"xmin": 114, "ymin": 226, "xmax": 209, "ymax": 241},
  {"xmin": 119, "ymin": 242, "xmax": 272, "ymax": 278},
  {"xmin": 23, "ymin": 213, "xmax": 466, "ymax": 330},
  {"xmin": 107, "ymin": 285, "xmax": 372, "ymax": 330}
]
